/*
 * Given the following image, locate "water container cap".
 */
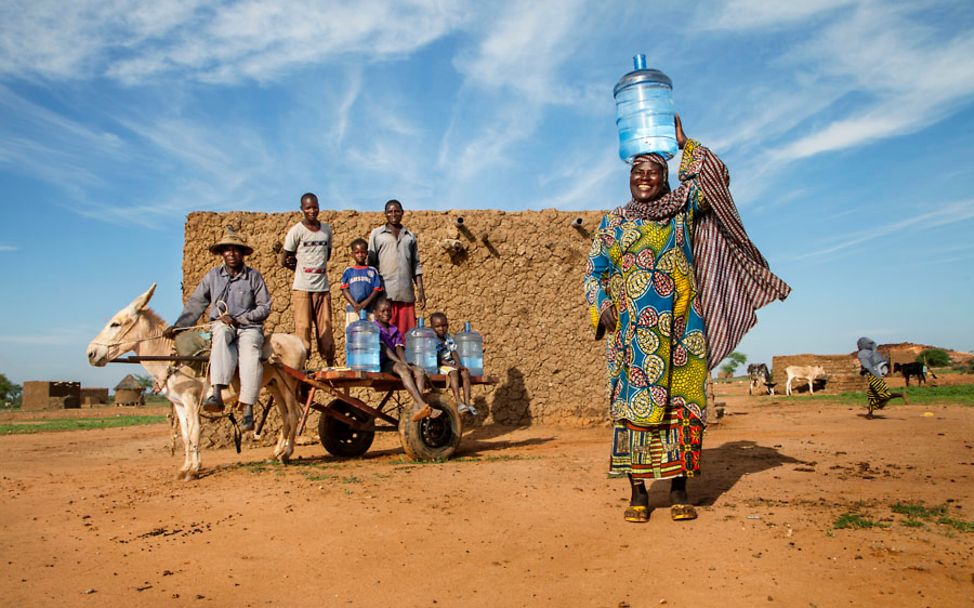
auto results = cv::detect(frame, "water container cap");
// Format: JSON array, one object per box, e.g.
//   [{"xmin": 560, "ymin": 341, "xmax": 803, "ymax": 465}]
[
  {"xmin": 417, "ymin": 318, "xmax": 425, "ymax": 328},
  {"xmin": 359, "ymin": 309, "xmax": 368, "ymax": 320},
  {"xmin": 464, "ymin": 321, "xmax": 472, "ymax": 332},
  {"xmin": 614, "ymin": 54, "xmax": 672, "ymax": 96}
]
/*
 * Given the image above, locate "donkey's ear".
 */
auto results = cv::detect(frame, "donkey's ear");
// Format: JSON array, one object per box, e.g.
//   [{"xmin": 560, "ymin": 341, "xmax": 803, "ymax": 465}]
[{"xmin": 130, "ymin": 283, "xmax": 157, "ymax": 311}]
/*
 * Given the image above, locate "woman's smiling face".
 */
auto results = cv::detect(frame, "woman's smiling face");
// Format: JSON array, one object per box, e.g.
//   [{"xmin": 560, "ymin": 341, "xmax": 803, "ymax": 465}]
[{"xmin": 630, "ymin": 159, "xmax": 666, "ymax": 203}]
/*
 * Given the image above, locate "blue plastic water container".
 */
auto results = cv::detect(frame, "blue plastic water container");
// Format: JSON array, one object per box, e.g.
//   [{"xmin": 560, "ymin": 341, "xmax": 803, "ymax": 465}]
[
  {"xmin": 614, "ymin": 54, "xmax": 677, "ymax": 161},
  {"xmin": 406, "ymin": 318, "xmax": 438, "ymax": 374},
  {"xmin": 455, "ymin": 321, "xmax": 484, "ymax": 376},
  {"xmin": 346, "ymin": 310, "xmax": 380, "ymax": 372}
]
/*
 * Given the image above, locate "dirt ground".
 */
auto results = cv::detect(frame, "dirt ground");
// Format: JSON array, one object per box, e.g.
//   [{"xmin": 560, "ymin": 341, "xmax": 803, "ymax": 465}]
[{"xmin": 2, "ymin": 381, "xmax": 973, "ymax": 607}]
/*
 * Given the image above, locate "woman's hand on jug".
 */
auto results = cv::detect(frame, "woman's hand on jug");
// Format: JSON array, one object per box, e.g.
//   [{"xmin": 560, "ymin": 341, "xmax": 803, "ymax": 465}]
[{"xmin": 675, "ymin": 114, "xmax": 687, "ymax": 149}]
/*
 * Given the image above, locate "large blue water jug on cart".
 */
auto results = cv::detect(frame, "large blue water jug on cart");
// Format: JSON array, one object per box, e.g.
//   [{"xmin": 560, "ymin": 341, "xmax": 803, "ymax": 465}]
[
  {"xmin": 614, "ymin": 54, "xmax": 678, "ymax": 161},
  {"xmin": 406, "ymin": 318, "xmax": 438, "ymax": 374},
  {"xmin": 346, "ymin": 310, "xmax": 380, "ymax": 372},
  {"xmin": 455, "ymin": 321, "xmax": 484, "ymax": 376}
]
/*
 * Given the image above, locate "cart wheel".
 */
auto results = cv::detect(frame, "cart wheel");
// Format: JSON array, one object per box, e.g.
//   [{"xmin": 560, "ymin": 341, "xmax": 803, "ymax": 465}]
[
  {"xmin": 399, "ymin": 394, "xmax": 462, "ymax": 461},
  {"xmin": 318, "ymin": 399, "xmax": 375, "ymax": 457}
]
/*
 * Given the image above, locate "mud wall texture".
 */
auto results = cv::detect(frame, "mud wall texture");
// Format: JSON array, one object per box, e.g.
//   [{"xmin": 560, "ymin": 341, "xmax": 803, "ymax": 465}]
[
  {"xmin": 771, "ymin": 354, "xmax": 863, "ymax": 394},
  {"xmin": 181, "ymin": 209, "xmax": 609, "ymax": 438}
]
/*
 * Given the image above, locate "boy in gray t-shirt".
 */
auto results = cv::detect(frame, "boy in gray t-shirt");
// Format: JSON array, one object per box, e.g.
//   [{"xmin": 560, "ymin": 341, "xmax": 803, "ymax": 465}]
[{"xmin": 281, "ymin": 192, "xmax": 335, "ymax": 365}]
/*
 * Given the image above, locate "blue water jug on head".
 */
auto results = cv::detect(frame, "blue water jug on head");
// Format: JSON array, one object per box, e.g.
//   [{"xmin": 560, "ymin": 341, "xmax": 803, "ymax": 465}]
[
  {"xmin": 346, "ymin": 310, "xmax": 380, "ymax": 372},
  {"xmin": 455, "ymin": 321, "xmax": 484, "ymax": 376},
  {"xmin": 406, "ymin": 318, "xmax": 438, "ymax": 374},
  {"xmin": 614, "ymin": 54, "xmax": 677, "ymax": 161}
]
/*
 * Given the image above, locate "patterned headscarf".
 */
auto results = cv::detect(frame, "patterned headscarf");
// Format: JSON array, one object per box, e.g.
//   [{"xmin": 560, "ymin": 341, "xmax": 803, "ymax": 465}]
[{"xmin": 622, "ymin": 153, "xmax": 682, "ymax": 221}]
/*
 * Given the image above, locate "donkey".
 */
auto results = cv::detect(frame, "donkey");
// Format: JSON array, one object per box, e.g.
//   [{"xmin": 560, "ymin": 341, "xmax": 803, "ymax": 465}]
[{"xmin": 87, "ymin": 284, "xmax": 307, "ymax": 479}]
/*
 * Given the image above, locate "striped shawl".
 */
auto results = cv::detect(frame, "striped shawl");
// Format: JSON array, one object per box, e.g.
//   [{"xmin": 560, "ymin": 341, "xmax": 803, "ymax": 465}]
[{"xmin": 617, "ymin": 139, "xmax": 791, "ymax": 370}]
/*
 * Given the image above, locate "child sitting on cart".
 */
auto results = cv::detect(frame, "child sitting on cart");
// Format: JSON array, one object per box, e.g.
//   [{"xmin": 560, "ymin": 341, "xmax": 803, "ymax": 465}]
[
  {"xmin": 429, "ymin": 311, "xmax": 477, "ymax": 417},
  {"xmin": 373, "ymin": 297, "xmax": 440, "ymax": 422}
]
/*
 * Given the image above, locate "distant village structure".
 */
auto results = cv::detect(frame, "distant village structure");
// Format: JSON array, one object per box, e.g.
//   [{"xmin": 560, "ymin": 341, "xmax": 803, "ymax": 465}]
[
  {"xmin": 113, "ymin": 374, "xmax": 146, "ymax": 407},
  {"xmin": 22, "ymin": 381, "xmax": 81, "ymax": 411},
  {"xmin": 80, "ymin": 388, "xmax": 110, "ymax": 407}
]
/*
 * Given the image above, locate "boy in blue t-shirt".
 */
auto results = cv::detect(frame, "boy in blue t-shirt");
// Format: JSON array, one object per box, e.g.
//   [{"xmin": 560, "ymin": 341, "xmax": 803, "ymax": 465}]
[
  {"xmin": 429, "ymin": 311, "xmax": 477, "ymax": 417},
  {"xmin": 340, "ymin": 238, "xmax": 384, "ymax": 327}
]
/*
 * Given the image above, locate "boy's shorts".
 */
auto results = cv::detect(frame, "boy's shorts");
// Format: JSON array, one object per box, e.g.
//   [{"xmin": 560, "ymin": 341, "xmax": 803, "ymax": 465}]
[{"xmin": 439, "ymin": 364, "xmax": 459, "ymax": 375}]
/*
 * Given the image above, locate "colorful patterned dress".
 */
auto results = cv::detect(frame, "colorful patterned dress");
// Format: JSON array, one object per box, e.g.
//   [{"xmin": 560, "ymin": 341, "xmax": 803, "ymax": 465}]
[{"xmin": 585, "ymin": 153, "xmax": 709, "ymax": 480}]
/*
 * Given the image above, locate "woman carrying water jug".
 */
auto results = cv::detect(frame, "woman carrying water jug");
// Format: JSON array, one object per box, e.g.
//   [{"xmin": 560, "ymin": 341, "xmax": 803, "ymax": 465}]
[{"xmin": 584, "ymin": 115, "xmax": 790, "ymax": 523}]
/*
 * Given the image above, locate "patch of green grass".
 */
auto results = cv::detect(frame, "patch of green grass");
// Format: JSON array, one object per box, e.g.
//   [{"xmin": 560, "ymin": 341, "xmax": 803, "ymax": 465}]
[
  {"xmin": 833, "ymin": 512, "xmax": 889, "ymax": 530},
  {"xmin": 892, "ymin": 501, "xmax": 947, "ymax": 519},
  {"xmin": 804, "ymin": 383, "xmax": 974, "ymax": 406},
  {"xmin": 341, "ymin": 475, "xmax": 361, "ymax": 484},
  {"xmin": 0, "ymin": 415, "xmax": 166, "ymax": 435},
  {"xmin": 304, "ymin": 472, "xmax": 336, "ymax": 482},
  {"xmin": 901, "ymin": 519, "xmax": 927, "ymax": 529},
  {"xmin": 937, "ymin": 516, "xmax": 974, "ymax": 532}
]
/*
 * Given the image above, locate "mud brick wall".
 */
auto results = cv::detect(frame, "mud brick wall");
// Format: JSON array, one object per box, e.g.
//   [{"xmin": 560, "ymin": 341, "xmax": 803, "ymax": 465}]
[
  {"xmin": 181, "ymin": 209, "xmax": 611, "ymax": 446},
  {"xmin": 772, "ymin": 354, "xmax": 863, "ymax": 394},
  {"xmin": 81, "ymin": 388, "xmax": 109, "ymax": 407},
  {"xmin": 22, "ymin": 381, "xmax": 81, "ymax": 410}
]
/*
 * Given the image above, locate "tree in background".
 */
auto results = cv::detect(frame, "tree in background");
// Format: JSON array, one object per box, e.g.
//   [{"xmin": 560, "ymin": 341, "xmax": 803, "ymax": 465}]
[
  {"xmin": 0, "ymin": 373, "xmax": 22, "ymax": 408},
  {"xmin": 719, "ymin": 351, "xmax": 747, "ymax": 378},
  {"xmin": 134, "ymin": 374, "xmax": 155, "ymax": 394},
  {"xmin": 916, "ymin": 348, "xmax": 950, "ymax": 367}
]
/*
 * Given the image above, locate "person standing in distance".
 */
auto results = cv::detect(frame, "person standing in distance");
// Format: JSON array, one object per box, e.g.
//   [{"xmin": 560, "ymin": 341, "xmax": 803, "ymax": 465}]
[
  {"xmin": 281, "ymin": 192, "xmax": 335, "ymax": 366},
  {"xmin": 367, "ymin": 199, "xmax": 425, "ymax": 336}
]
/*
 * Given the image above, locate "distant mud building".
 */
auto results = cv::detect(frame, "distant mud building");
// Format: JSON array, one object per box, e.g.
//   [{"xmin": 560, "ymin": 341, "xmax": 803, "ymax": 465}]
[{"xmin": 22, "ymin": 381, "xmax": 81, "ymax": 410}]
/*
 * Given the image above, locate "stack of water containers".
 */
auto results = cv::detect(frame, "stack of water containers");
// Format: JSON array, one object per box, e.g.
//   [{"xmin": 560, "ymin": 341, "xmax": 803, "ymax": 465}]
[
  {"xmin": 455, "ymin": 322, "xmax": 484, "ymax": 376},
  {"xmin": 345, "ymin": 310, "xmax": 380, "ymax": 372},
  {"xmin": 614, "ymin": 54, "xmax": 678, "ymax": 161},
  {"xmin": 405, "ymin": 318, "xmax": 438, "ymax": 374}
]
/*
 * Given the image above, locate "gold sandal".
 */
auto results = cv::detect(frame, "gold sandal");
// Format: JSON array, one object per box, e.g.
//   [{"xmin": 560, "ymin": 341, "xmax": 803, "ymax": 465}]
[
  {"xmin": 671, "ymin": 504, "xmax": 698, "ymax": 521},
  {"xmin": 624, "ymin": 505, "xmax": 649, "ymax": 523}
]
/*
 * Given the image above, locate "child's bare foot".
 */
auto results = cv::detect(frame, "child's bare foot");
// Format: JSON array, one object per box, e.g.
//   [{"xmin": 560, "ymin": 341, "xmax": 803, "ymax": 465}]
[{"xmin": 411, "ymin": 404, "xmax": 440, "ymax": 422}]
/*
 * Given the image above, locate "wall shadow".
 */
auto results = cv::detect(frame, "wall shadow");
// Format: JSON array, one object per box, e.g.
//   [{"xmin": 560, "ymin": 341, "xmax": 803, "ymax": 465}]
[{"xmin": 491, "ymin": 367, "xmax": 531, "ymax": 424}]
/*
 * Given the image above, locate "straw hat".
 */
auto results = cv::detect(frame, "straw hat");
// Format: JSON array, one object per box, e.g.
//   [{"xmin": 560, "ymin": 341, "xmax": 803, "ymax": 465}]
[{"xmin": 209, "ymin": 226, "xmax": 254, "ymax": 255}]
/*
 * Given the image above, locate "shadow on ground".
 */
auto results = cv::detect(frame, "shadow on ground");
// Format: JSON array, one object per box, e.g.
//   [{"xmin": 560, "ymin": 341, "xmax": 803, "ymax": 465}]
[{"xmin": 651, "ymin": 440, "xmax": 805, "ymax": 507}]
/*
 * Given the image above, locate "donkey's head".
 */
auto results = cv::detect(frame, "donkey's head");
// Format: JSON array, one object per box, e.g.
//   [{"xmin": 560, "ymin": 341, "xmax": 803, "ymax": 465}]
[{"xmin": 87, "ymin": 284, "xmax": 157, "ymax": 367}]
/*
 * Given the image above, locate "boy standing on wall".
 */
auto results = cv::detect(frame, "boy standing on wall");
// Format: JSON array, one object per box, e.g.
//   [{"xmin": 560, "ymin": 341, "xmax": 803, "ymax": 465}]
[
  {"xmin": 367, "ymin": 199, "xmax": 425, "ymax": 337},
  {"xmin": 340, "ymin": 238, "xmax": 384, "ymax": 327},
  {"xmin": 281, "ymin": 192, "xmax": 335, "ymax": 366}
]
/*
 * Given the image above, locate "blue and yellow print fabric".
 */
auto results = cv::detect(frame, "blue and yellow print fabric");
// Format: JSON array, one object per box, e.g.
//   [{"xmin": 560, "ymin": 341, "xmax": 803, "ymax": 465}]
[{"xmin": 584, "ymin": 194, "xmax": 708, "ymax": 426}]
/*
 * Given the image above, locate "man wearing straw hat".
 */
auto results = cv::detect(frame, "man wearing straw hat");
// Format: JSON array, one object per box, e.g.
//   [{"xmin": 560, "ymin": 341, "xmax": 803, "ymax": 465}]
[{"xmin": 164, "ymin": 227, "xmax": 271, "ymax": 431}]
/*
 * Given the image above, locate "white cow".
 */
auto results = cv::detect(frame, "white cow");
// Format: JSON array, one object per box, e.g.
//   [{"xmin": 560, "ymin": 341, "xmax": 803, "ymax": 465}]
[
  {"xmin": 87, "ymin": 284, "xmax": 307, "ymax": 479},
  {"xmin": 785, "ymin": 365, "xmax": 827, "ymax": 396}
]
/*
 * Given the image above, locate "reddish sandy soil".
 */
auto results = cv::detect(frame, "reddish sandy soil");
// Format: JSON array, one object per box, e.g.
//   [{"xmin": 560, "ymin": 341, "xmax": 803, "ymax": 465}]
[{"xmin": 2, "ymin": 381, "xmax": 973, "ymax": 607}]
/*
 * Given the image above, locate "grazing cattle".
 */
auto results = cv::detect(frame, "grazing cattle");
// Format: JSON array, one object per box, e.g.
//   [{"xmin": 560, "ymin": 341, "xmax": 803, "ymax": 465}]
[
  {"xmin": 893, "ymin": 362, "xmax": 926, "ymax": 386},
  {"xmin": 747, "ymin": 363, "xmax": 774, "ymax": 395},
  {"xmin": 785, "ymin": 365, "xmax": 827, "ymax": 396},
  {"xmin": 87, "ymin": 284, "xmax": 307, "ymax": 480}
]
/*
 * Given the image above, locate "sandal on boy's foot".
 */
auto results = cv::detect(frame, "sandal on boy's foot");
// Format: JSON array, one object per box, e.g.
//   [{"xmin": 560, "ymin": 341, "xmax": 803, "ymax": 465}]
[
  {"xmin": 670, "ymin": 504, "xmax": 698, "ymax": 521},
  {"xmin": 202, "ymin": 395, "xmax": 225, "ymax": 413},
  {"xmin": 624, "ymin": 505, "xmax": 650, "ymax": 523},
  {"xmin": 459, "ymin": 403, "xmax": 479, "ymax": 417},
  {"xmin": 411, "ymin": 405, "xmax": 433, "ymax": 422},
  {"xmin": 428, "ymin": 407, "xmax": 443, "ymax": 419}
]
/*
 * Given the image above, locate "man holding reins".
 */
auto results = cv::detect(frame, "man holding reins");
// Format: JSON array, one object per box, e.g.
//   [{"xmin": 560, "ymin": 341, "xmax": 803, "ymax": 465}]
[{"xmin": 164, "ymin": 227, "xmax": 271, "ymax": 431}]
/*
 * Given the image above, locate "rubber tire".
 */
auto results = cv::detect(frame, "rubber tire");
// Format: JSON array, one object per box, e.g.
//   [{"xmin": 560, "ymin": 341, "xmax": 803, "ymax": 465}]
[
  {"xmin": 318, "ymin": 399, "xmax": 375, "ymax": 457},
  {"xmin": 399, "ymin": 394, "xmax": 462, "ymax": 461}
]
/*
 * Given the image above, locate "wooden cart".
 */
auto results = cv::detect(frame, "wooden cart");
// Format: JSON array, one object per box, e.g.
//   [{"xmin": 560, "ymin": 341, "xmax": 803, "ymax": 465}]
[
  {"xmin": 272, "ymin": 364, "xmax": 495, "ymax": 461},
  {"xmin": 111, "ymin": 355, "xmax": 495, "ymax": 461}
]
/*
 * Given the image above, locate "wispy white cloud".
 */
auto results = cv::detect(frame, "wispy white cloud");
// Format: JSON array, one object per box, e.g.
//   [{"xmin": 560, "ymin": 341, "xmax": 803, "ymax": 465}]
[
  {"xmin": 790, "ymin": 198, "xmax": 974, "ymax": 262},
  {"xmin": 0, "ymin": 245, "xmax": 17, "ymax": 252},
  {"xmin": 703, "ymin": 0, "xmax": 856, "ymax": 31}
]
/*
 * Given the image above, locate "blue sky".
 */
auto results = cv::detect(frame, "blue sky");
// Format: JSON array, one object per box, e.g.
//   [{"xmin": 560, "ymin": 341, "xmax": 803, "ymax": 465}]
[{"xmin": 2, "ymin": 0, "xmax": 974, "ymax": 389}]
